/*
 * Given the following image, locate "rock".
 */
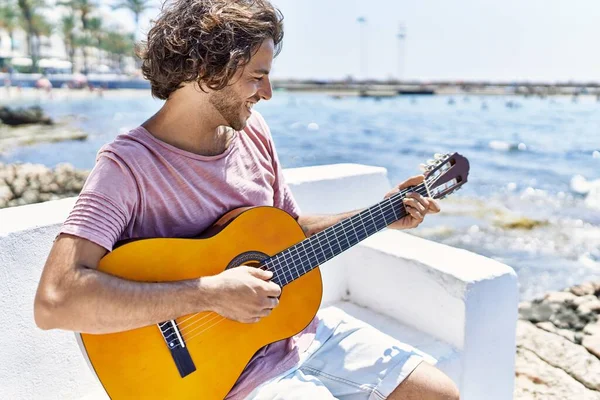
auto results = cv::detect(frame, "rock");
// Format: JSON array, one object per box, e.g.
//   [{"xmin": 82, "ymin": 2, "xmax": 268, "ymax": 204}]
[
  {"xmin": 0, "ymin": 105, "xmax": 53, "ymax": 126},
  {"xmin": 570, "ymin": 282, "xmax": 598, "ymax": 296},
  {"xmin": 0, "ymin": 163, "xmax": 89, "ymax": 209},
  {"xmin": 519, "ymin": 301, "xmax": 561, "ymax": 322},
  {"xmin": 583, "ymin": 335, "xmax": 600, "ymax": 359},
  {"xmin": 514, "ymin": 347, "xmax": 600, "ymax": 399},
  {"xmin": 574, "ymin": 295, "xmax": 599, "ymax": 307},
  {"xmin": 584, "ymin": 321, "xmax": 600, "ymax": 336},
  {"xmin": 517, "ymin": 320, "xmax": 600, "ymax": 390},
  {"xmin": 518, "ymin": 292, "xmax": 594, "ymax": 330},
  {"xmin": 544, "ymin": 291, "xmax": 578, "ymax": 303},
  {"xmin": 578, "ymin": 299, "xmax": 600, "ymax": 316},
  {"xmin": 536, "ymin": 321, "xmax": 576, "ymax": 343},
  {"xmin": 0, "ymin": 123, "xmax": 87, "ymax": 152}
]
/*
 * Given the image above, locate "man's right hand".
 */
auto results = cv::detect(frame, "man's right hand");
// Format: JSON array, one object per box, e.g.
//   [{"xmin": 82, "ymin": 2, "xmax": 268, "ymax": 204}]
[{"xmin": 204, "ymin": 266, "xmax": 281, "ymax": 323}]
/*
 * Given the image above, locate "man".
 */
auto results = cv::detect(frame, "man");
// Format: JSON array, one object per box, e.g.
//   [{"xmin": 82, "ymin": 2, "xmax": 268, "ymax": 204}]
[{"xmin": 34, "ymin": 0, "xmax": 459, "ymax": 399}]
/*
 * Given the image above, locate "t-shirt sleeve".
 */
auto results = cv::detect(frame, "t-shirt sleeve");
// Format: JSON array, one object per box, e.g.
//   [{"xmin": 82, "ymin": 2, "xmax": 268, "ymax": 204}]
[
  {"xmin": 60, "ymin": 153, "xmax": 138, "ymax": 252},
  {"xmin": 253, "ymin": 112, "xmax": 301, "ymax": 219}
]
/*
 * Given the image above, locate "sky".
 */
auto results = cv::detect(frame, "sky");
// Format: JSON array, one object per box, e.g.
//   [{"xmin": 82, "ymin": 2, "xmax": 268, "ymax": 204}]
[{"xmin": 107, "ymin": 0, "xmax": 600, "ymax": 82}]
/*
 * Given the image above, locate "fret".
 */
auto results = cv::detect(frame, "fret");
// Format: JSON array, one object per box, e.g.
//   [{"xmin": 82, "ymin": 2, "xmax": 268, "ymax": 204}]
[
  {"xmin": 274, "ymin": 254, "xmax": 289, "ymax": 286},
  {"xmin": 357, "ymin": 214, "xmax": 369, "ymax": 240},
  {"xmin": 387, "ymin": 197, "xmax": 399, "ymax": 223},
  {"xmin": 379, "ymin": 199, "xmax": 393, "ymax": 226},
  {"xmin": 325, "ymin": 226, "xmax": 342, "ymax": 256},
  {"xmin": 323, "ymin": 231, "xmax": 336, "ymax": 258},
  {"xmin": 283, "ymin": 249, "xmax": 300, "ymax": 282},
  {"xmin": 367, "ymin": 207, "xmax": 378, "ymax": 233},
  {"xmin": 336, "ymin": 222, "xmax": 351, "ymax": 250},
  {"xmin": 300, "ymin": 240, "xmax": 314, "ymax": 266},
  {"xmin": 270, "ymin": 258, "xmax": 288, "ymax": 287},
  {"xmin": 311, "ymin": 232, "xmax": 325, "ymax": 261},
  {"xmin": 347, "ymin": 217, "xmax": 361, "ymax": 245},
  {"xmin": 323, "ymin": 231, "xmax": 336, "ymax": 259},
  {"xmin": 306, "ymin": 238, "xmax": 323, "ymax": 265},
  {"xmin": 332, "ymin": 224, "xmax": 343, "ymax": 254},
  {"xmin": 357, "ymin": 212, "xmax": 369, "ymax": 240},
  {"xmin": 362, "ymin": 207, "xmax": 375, "ymax": 234},
  {"xmin": 289, "ymin": 245, "xmax": 304, "ymax": 279}
]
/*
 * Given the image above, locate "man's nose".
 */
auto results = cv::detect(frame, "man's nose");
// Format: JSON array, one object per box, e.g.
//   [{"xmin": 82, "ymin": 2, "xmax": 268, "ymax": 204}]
[{"xmin": 258, "ymin": 76, "xmax": 272, "ymax": 101}]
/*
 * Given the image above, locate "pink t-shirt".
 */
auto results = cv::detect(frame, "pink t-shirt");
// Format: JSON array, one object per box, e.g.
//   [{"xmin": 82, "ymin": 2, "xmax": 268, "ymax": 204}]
[{"xmin": 60, "ymin": 111, "xmax": 318, "ymax": 399}]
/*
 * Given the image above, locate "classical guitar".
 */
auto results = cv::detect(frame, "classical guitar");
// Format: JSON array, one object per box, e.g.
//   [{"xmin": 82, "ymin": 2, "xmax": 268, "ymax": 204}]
[{"xmin": 76, "ymin": 153, "xmax": 469, "ymax": 399}]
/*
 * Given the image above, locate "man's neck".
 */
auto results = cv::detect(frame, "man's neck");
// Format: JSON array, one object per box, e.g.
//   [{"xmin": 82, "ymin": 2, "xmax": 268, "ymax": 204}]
[{"xmin": 142, "ymin": 90, "xmax": 232, "ymax": 157}]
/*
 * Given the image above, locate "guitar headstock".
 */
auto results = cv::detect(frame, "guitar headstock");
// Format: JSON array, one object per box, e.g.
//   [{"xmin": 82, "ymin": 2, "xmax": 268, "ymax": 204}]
[{"xmin": 421, "ymin": 153, "xmax": 470, "ymax": 199}]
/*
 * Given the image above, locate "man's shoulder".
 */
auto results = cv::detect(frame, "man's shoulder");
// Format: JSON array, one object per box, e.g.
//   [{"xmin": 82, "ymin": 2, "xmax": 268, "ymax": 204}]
[{"xmin": 97, "ymin": 126, "xmax": 153, "ymax": 164}]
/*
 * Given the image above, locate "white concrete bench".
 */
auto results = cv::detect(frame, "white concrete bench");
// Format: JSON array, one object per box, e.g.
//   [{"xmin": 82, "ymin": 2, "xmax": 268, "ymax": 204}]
[{"xmin": 0, "ymin": 163, "xmax": 518, "ymax": 399}]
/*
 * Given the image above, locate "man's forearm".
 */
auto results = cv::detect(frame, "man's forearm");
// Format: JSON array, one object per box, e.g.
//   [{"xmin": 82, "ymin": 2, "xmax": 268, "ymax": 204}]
[
  {"xmin": 296, "ymin": 210, "xmax": 365, "ymax": 237},
  {"xmin": 35, "ymin": 264, "xmax": 213, "ymax": 334}
]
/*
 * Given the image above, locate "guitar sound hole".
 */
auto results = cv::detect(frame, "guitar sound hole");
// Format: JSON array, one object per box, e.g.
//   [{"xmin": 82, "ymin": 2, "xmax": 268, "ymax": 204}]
[{"xmin": 226, "ymin": 251, "xmax": 270, "ymax": 270}]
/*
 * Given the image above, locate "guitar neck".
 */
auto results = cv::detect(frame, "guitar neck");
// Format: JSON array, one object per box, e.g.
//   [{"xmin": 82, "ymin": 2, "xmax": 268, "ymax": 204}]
[{"xmin": 265, "ymin": 183, "xmax": 430, "ymax": 287}]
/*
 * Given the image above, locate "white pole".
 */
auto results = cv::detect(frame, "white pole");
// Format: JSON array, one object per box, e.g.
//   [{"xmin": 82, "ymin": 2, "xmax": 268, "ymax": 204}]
[
  {"xmin": 397, "ymin": 23, "xmax": 406, "ymax": 82},
  {"xmin": 357, "ymin": 17, "xmax": 367, "ymax": 81}
]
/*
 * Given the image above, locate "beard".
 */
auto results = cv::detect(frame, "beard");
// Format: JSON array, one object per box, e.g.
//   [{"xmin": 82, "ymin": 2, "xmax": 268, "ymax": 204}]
[{"xmin": 209, "ymin": 86, "xmax": 249, "ymax": 131}]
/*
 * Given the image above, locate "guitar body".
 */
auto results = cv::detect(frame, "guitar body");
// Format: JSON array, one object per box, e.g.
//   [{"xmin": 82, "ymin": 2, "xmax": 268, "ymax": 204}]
[{"xmin": 79, "ymin": 206, "xmax": 323, "ymax": 399}]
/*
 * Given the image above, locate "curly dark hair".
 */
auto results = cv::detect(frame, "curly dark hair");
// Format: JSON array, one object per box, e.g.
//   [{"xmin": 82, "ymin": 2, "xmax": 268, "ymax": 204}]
[{"xmin": 137, "ymin": 0, "xmax": 284, "ymax": 100}]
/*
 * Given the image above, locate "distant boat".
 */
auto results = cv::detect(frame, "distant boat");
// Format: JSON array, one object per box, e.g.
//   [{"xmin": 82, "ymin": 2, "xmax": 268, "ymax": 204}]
[{"xmin": 398, "ymin": 89, "xmax": 435, "ymax": 95}]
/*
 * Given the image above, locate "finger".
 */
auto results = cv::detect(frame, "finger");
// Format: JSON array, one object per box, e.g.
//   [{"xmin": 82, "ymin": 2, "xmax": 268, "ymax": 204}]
[
  {"xmin": 428, "ymin": 199, "xmax": 441, "ymax": 213},
  {"xmin": 406, "ymin": 193, "xmax": 429, "ymax": 213},
  {"xmin": 262, "ymin": 297, "xmax": 279, "ymax": 309},
  {"xmin": 248, "ymin": 267, "xmax": 273, "ymax": 280},
  {"xmin": 263, "ymin": 281, "xmax": 282, "ymax": 297},
  {"xmin": 405, "ymin": 204, "xmax": 424, "ymax": 221},
  {"xmin": 403, "ymin": 197, "xmax": 426, "ymax": 214},
  {"xmin": 397, "ymin": 175, "xmax": 425, "ymax": 190}
]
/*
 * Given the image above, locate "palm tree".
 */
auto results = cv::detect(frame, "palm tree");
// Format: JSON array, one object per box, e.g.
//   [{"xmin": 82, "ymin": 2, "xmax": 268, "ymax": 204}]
[
  {"xmin": 0, "ymin": 1, "xmax": 19, "ymax": 53},
  {"xmin": 17, "ymin": 0, "xmax": 46, "ymax": 72},
  {"xmin": 86, "ymin": 16, "xmax": 103, "ymax": 68},
  {"xmin": 30, "ymin": 12, "xmax": 52, "ymax": 61},
  {"xmin": 58, "ymin": 0, "xmax": 96, "ymax": 73},
  {"xmin": 60, "ymin": 13, "xmax": 76, "ymax": 72},
  {"xmin": 111, "ymin": 0, "xmax": 151, "ymax": 41},
  {"xmin": 100, "ymin": 29, "xmax": 133, "ymax": 72}
]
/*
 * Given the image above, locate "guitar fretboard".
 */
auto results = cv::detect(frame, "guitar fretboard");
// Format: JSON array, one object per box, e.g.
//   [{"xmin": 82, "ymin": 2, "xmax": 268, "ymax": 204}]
[{"xmin": 262, "ymin": 183, "xmax": 430, "ymax": 287}]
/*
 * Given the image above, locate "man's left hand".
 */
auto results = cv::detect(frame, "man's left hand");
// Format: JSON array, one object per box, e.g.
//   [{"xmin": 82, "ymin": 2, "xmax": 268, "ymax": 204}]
[{"xmin": 384, "ymin": 175, "xmax": 441, "ymax": 230}]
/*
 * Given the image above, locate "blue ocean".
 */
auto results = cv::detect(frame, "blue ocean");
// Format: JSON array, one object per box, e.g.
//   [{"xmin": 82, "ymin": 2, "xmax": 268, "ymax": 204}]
[{"xmin": 2, "ymin": 90, "xmax": 599, "ymax": 300}]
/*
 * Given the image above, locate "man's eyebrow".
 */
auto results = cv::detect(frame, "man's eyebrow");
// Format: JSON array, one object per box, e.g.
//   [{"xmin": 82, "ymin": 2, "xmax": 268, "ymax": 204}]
[{"xmin": 252, "ymin": 69, "xmax": 270, "ymax": 75}]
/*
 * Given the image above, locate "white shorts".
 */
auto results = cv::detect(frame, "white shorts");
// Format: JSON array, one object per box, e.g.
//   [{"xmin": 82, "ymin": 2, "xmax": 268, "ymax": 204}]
[{"xmin": 245, "ymin": 307, "xmax": 431, "ymax": 400}]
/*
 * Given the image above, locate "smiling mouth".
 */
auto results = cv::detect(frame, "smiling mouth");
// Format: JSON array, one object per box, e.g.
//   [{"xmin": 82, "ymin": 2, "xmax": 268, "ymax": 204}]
[{"xmin": 245, "ymin": 102, "xmax": 255, "ymax": 112}]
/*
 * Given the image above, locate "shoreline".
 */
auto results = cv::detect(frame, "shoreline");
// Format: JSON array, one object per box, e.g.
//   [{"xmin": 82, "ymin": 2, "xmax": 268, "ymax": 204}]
[{"xmin": 1, "ymin": 86, "xmax": 598, "ymax": 105}]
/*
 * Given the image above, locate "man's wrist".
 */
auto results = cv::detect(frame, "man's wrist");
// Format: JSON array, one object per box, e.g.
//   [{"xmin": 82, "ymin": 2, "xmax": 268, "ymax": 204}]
[{"xmin": 188, "ymin": 276, "xmax": 217, "ymax": 314}]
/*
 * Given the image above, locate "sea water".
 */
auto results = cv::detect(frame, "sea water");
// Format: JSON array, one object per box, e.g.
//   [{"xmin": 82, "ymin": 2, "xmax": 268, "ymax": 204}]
[{"xmin": 2, "ymin": 91, "xmax": 598, "ymax": 300}]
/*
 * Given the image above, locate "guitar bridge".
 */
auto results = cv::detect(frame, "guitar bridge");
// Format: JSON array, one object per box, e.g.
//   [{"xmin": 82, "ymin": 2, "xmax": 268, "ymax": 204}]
[{"xmin": 158, "ymin": 320, "xmax": 196, "ymax": 378}]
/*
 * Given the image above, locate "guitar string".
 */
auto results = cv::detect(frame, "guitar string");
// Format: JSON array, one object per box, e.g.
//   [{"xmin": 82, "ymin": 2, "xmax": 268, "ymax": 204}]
[
  {"xmin": 162, "ymin": 183, "xmax": 432, "ymax": 343},
  {"xmin": 172, "ymin": 191, "xmax": 429, "ymax": 347},
  {"xmin": 158, "ymin": 181, "xmax": 431, "ymax": 335},
  {"xmin": 159, "ymin": 182, "xmax": 430, "ymax": 339},
  {"xmin": 162, "ymin": 184, "xmax": 434, "ymax": 344},
  {"xmin": 161, "ymin": 183, "xmax": 433, "ymax": 343}
]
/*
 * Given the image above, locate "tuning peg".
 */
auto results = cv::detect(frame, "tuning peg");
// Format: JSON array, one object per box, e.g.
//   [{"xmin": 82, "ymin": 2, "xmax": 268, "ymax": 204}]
[
  {"xmin": 434, "ymin": 153, "xmax": 445, "ymax": 160},
  {"xmin": 419, "ymin": 163, "xmax": 428, "ymax": 172}
]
